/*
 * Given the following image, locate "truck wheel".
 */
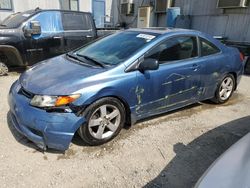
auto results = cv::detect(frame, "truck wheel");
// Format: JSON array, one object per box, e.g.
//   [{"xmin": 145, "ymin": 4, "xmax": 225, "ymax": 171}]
[
  {"xmin": 0, "ymin": 62, "xmax": 8, "ymax": 76},
  {"xmin": 78, "ymin": 97, "xmax": 126, "ymax": 146}
]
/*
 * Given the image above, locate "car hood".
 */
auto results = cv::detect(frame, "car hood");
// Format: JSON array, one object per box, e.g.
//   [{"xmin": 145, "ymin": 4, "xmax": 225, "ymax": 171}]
[
  {"xmin": 195, "ymin": 132, "xmax": 250, "ymax": 188},
  {"xmin": 19, "ymin": 55, "xmax": 109, "ymax": 95},
  {"xmin": 0, "ymin": 28, "xmax": 22, "ymax": 43}
]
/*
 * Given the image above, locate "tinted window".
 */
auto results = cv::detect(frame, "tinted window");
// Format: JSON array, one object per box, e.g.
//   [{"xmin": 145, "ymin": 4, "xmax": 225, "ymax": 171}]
[
  {"xmin": 146, "ymin": 36, "xmax": 198, "ymax": 63},
  {"xmin": 200, "ymin": 38, "xmax": 220, "ymax": 56},
  {"xmin": 75, "ymin": 31, "xmax": 159, "ymax": 65},
  {"xmin": 62, "ymin": 12, "xmax": 91, "ymax": 30}
]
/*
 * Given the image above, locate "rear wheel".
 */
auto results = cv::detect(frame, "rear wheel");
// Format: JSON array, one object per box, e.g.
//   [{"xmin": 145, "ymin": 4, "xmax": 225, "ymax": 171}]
[
  {"xmin": 211, "ymin": 74, "xmax": 235, "ymax": 104},
  {"xmin": 0, "ymin": 62, "xmax": 8, "ymax": 76},
  {"xmin": 78, "ymin": 97, "xmax": 126, "ymax": 145}
]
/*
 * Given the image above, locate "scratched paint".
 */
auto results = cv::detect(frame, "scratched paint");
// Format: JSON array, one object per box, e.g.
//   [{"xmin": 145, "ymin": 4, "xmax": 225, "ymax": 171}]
[
  {"xmin": 162, "ymin": 73, "xmax": 190, "ymax": 86},
  {"xmin": 135, "ymin": 86, "xmax": 197, "ymax": 114},
  {"xmin": 135, "ymin": 86, "xmax": 145, "ymax": 114},
  {"xmin": 156, "ymin": 99, "xmax": 190, "ymax": 110},
  {"xmin": 135, "ymin": 86, "xmax": 145, "ymax": 105},
  {"xmin": 212, "ymin": 72, "xmax": 219, "ymax": 78}
]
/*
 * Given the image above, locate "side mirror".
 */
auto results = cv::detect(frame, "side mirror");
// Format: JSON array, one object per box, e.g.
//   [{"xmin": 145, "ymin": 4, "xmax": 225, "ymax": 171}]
[
  {"xmin": 139, "ymin": 58, "xmax": 159, "ymax": 72},
  {"xmin": 24, "ymin": 21, "xmax": 41, "ymax": 37}
]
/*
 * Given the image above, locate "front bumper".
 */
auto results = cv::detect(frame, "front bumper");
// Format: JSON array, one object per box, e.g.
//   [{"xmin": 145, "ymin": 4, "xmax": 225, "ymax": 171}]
[{"xmin": 8, "ymin": 80, "xmax": 85, "ymax": 151}]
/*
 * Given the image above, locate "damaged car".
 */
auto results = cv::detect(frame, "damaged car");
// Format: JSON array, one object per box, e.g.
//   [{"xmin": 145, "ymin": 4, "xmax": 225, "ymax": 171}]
[{"xmin": 8, "ymin": 28, "xmax": 244, "ymax": 150}]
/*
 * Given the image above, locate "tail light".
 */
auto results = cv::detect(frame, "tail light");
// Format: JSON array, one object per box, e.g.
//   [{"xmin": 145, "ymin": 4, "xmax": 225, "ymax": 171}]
[{"xmin": 240, "ymin": 52, "xmax": 245, "ymax": 62}]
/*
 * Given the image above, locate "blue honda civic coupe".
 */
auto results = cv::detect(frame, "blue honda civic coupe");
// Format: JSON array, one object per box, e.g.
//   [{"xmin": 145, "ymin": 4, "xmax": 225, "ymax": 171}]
[{"xmin": 8, "ymin": 28, "xmax": 244, "ymax": 150}]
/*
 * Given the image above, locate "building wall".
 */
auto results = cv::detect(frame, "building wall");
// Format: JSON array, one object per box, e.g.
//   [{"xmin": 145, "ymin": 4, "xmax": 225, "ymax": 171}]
[
  {"xmin": 0, "ymin": 0, "xmax": 60, "ymax": 21},
  {"xmin": 174, "ymin": 0, "xmax": 250, "ymax": 42},
  {"xmin": 78, "ymin": 0, "xmax": 91, "ymax": 12}
]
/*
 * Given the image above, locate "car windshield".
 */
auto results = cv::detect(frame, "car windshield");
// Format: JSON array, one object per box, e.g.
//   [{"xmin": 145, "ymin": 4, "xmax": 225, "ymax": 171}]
[
  {"xmin": 0, "ymin": 10, "xmax": 35, "ymax": 28},
  {"xmin": 75, "ymin": 31, "xmax": 159, "ymax": 66}
]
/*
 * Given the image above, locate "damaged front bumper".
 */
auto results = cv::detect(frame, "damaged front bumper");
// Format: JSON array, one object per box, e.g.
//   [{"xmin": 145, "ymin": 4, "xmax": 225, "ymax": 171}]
[{"xmin": 8, "ymin": 80, "xmax": 86, "ymax": 151}]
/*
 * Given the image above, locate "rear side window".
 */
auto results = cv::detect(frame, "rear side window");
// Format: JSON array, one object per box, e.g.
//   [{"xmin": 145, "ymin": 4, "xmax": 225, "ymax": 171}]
[
  {"xmin": 146, "ymin": 36, "xmax": 198, "ymax": 63},
  {"xmin": 62, "ymin": 12, "xmax": 91, "ymax": 30},
  {"xmin": 200, "ymin": 37, "xmax": 220, "ymax": 56}
]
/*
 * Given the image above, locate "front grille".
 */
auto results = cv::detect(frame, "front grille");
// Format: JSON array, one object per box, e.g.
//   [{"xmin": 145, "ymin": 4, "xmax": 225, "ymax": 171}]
[{"xmin": 18, "ymin": 87, "xmax": 34, "ymax": 99}]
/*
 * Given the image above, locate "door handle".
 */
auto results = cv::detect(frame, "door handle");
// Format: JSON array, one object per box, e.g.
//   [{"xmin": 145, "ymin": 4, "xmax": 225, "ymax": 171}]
[
  {"xmin": 53, "ymin": 36, "xmax": 63, "ymax": 39},
  {"xmin": 192, "ymin": 64, "xmax": 199, "ymax": 71},
  {"xmin": 86, "ymin": 35, "xmax": 93, "ymax": 38}
]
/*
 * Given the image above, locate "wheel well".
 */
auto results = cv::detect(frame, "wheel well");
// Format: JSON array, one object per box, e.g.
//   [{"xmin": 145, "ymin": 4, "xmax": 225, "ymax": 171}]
[
  {"xmin": 0, "ymin": 46, "xmax": 24, "ymax": 67},
  {"xmin": 82, "ymin": 95, "xmax": 132, "ymax": 127},
  {"xmin": 107, "ymin": 96, "xmax": 132, "ymax": 127},
  {"xmin": 229, "ymin": 72, "xmax": 237, "ymax": 90}
]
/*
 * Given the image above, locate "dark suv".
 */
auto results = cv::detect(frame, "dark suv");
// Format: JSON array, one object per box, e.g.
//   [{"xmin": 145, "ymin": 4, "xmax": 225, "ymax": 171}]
[{"xmin": 0, "ymin": 8, "xmax": 97, "ymax": 75}]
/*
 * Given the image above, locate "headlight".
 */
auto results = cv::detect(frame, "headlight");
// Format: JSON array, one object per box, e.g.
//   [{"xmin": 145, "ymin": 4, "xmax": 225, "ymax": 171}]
[{"xmin": 30, "ymin": 94, "xmax": 80, "ymax": 108}]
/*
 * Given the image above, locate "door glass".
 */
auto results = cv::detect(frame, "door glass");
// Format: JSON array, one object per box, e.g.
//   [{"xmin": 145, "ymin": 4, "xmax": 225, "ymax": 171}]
[
  {"xmin": 146, "ymin": 36, "xmax": 198, "ymax": 63},
  {"xmin": 200, "ymin": 38, "xmax": 220, "ymax": 56},
  {"xmin": 30, "ymin": 11, "xmax": 63, "ymax": 35},
  {"xmin": 62, "ymin": 12, "xmax": 91, "ymax": 30}
]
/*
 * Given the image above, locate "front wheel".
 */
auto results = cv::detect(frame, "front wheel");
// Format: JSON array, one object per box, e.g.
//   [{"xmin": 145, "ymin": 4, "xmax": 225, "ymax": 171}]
[
  {"xmin": 211, "ymin": 74, "xmax": 235, "ymax": 104},
  {"xmin": 78, "ymin": 97, "xmax": 126, "ymax": 145}
]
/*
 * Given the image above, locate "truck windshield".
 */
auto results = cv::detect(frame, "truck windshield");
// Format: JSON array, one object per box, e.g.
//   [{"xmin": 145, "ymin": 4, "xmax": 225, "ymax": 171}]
[
  {"xmin": 75, "ymin": 31, "xmax": 159, "ymax": 66},
  {"xmin": 0, "ymin": 10, "xmax": 35, "ymax": 28}
]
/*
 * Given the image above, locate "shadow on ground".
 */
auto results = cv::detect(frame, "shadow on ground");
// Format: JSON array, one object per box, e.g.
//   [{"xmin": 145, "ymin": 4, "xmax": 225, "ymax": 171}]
[{"xmin": 145, "ymin": 115, "xmax": 250, "ymax": 188}]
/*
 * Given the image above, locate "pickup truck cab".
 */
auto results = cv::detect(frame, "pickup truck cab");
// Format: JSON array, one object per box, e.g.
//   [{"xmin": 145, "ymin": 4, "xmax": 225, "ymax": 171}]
[{"xmin": 0, "ymin": 8, "xmax": 97, "ymax": 75}]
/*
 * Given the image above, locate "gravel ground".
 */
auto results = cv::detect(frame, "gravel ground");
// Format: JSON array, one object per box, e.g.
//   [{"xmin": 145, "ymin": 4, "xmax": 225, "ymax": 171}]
[{"xmin": 0, "ymin": 73, "xmax": 250, "ymax": 188}]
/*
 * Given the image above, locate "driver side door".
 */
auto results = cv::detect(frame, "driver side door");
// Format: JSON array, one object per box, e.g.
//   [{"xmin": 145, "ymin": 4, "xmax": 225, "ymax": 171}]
[
  {"xmin": 135, "ymin": 35, "xmax": 202, "ymax": 118},
  {"xmin": 23, "ymin": 11, "xmax": 64, "ymax": 65}
]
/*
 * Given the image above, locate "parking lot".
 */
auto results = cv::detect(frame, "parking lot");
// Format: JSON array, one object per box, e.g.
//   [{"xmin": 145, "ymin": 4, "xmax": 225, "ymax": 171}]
[{"xmin": 0, "ymin": 73, "xmax": 250, "ymax": 187}]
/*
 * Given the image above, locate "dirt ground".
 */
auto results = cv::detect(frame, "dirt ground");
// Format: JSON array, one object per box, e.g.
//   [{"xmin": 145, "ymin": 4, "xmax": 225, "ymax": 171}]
[{"xmin": 0, "ymin": 72, "xmax": 250, "ymax": 188}]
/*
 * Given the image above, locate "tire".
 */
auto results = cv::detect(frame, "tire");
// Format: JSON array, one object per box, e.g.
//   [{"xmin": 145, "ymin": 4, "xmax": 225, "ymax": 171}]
[
  {"xmin": 211, "ymin": 74, "xmax": 235, "ymax": 104},
  {"xmin": 0, "ymin": 62, "xmax": 8, "ymax": 76},
  {"xmin": 78, "ymin": 97, "xmax": 126, "ymax": 146}
]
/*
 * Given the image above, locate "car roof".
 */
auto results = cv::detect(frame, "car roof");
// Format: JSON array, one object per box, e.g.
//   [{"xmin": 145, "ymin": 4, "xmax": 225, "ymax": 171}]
[
  {"xmin": 22, "ymin": 8, "xmax": 91, "ymax": 15},
  {"xmin": 127, "ymin": 27, "xmax": 199, "ymax": 35}
]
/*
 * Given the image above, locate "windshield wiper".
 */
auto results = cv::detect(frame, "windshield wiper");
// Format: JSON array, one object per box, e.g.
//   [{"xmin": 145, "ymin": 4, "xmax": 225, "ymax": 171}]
[
  {"xmin": 66, "ymin": 53, "xmax": 90, "ymax": 66},
  {"xmin": 0, "ymin": 24, "xmax": 7, "ymax": 27},
  {"xmin": 76, "ymin": 54, "xmax": 105, "ymax": 68}
]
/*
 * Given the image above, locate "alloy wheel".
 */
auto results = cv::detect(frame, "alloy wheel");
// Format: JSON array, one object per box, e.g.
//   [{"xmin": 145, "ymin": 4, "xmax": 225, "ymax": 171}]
[
  {"xmin": 88, "ymin": 104, "xmax": 121, "ymax": 140},
  {"xmin": 219, "ymin": 77, "xmax": 234, "ymax": 101}
]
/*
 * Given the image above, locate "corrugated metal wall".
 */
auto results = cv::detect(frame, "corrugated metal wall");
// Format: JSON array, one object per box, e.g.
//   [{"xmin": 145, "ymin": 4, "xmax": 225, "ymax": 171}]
[
  {"xmin": 175, "ymin": 0, "xmax": 250, "ymax": 42},
  {"xmin": 117, "ymin": 0, "xmax": 169, "ymax": 28}
]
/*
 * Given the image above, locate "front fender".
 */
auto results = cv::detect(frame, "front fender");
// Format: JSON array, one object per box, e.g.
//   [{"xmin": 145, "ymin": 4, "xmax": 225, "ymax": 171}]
[
  {"xmin": 0, "ymin": 45, "xmax": 24, "ymax": 66},
  {"xmin": 73, "ymin": 86, "xmax": 137, "ymax": 124},
  {"xmin": 74, "ymin": 86, "xmax": 129, "ymax": 107}
]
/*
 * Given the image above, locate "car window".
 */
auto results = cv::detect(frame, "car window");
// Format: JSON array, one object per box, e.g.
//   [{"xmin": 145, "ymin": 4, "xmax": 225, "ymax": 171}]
[
  {"xmin": 146, "ymin": 36, "xmax": 198, "ymax": 63},
  {"xmin": 62, "ymin": 12, "xmax": 91, "ymax": 30},
  {"xmin": 30, "ymin": 11, "xmax": 63, "ymax": 33},
  {"xmin": 200, "ymin": 37, "xmax": 220, "ymax": 56}
]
